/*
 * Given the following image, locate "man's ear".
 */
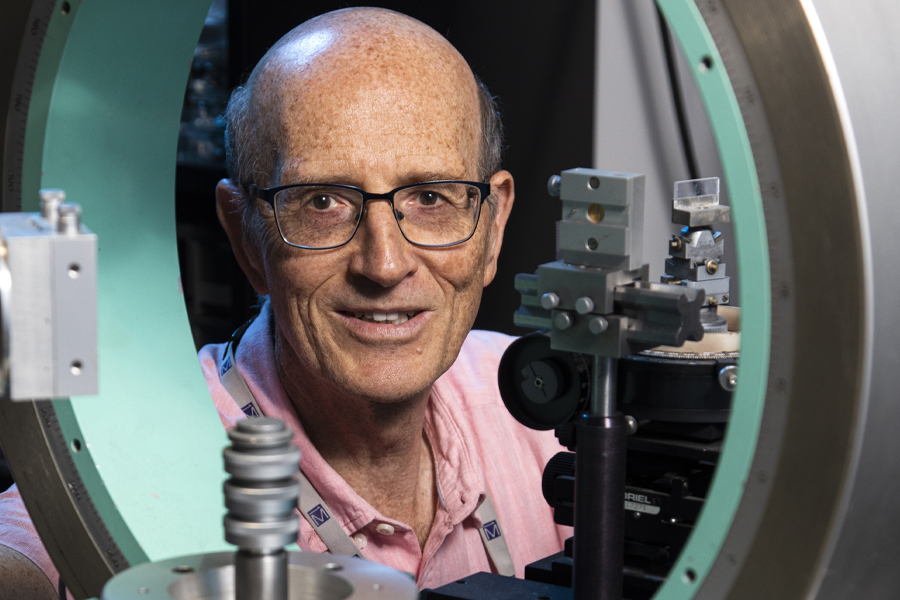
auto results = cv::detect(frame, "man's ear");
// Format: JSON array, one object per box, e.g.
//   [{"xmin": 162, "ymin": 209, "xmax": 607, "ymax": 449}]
[
  {"xmin": 482, "ymin": 170, "xmax": 515, "ymax": 287},
  {"xmin": 216, "ymin": 179, "xmax": 270, "ymax": 295}
]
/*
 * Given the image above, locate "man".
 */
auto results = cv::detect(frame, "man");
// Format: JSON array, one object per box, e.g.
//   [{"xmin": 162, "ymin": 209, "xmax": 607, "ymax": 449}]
[{"xmin": 0, "ymin": 8, "xmax": 570, "ymax": 597}]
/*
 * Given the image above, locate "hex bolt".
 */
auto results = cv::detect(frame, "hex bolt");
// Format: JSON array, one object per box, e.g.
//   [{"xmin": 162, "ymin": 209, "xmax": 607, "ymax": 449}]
[
  {"xmin": 553, "ymin": 311, "xmax": 574, "ymax": 330},
  {"xmin": 541, "ymin": 292, "xmax": 560, "ymax": 310},
  {"xmin": 588, "ymin": 316, "xmax": 609, "ymax": 335},
  {"xmin": 669, "ymin": 237, "xmax": 683, "ymax": 252},
  {"xmin": 547, "ymin": 175, "xmax": 562, "ymax": 197},
  {"xmin": 718, "ymin": 366, "xmax": 738, "ymax": 392},
  {"xmin": 706, "ymin": 259, "xmax": 720, "ymax": 274},
  {"xmin": 575, "ymin": 297, "xmax": 594, "ymax": 315}
]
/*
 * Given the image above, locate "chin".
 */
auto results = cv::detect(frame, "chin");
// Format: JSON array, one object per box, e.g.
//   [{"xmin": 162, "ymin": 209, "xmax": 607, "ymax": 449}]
[{"xmin": 337, "ymin": 363, "xmax": 436, "ymax": 404}]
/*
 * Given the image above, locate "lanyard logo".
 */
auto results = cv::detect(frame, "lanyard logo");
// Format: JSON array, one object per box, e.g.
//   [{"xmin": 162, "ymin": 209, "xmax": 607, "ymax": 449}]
[
  {"xmin": 309, "ymin": 504, "xmax": 331, "ymax": 527},
  {"xmin": 240, "ymin": 402, "xmax": 261, "ymax": 418},
  {"xmin": 482, "ymin": 520, "xmax": 502, "ymax": 541}
]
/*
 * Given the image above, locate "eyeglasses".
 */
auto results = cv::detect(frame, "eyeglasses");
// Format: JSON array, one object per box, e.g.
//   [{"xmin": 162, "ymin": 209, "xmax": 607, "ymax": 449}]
[{"xmin": 249, "ymin": 180, "xmax": 491, "ymax": 250}]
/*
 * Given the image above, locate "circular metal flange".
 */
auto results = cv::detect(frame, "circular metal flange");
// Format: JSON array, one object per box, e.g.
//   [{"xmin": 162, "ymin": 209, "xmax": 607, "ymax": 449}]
[{"xmin": 101, "ymin": 552, "xmax": 419, "ymax": 600}]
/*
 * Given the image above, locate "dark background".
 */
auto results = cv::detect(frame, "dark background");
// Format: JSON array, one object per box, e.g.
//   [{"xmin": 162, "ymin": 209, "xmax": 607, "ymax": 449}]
[{"xmin": 177, "ymin": 0, "xmax": 595, "ymax": 347}]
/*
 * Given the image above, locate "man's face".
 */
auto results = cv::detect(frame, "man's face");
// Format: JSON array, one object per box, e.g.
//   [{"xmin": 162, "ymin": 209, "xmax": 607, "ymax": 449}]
[{"xmin": 221, "ymin": 46, "xmax": 513, "ymax": 404}]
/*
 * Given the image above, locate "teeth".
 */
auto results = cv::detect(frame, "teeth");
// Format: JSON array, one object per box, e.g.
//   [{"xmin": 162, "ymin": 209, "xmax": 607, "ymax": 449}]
[{"xmin": 353, "ymin": 310, "xmax": 418, "ymax": 324}]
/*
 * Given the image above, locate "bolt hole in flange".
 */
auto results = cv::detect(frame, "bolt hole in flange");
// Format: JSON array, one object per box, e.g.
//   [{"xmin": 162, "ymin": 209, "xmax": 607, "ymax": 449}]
[
  {"xmin": 683, "ymin": 568, "xmax": 697, "ymax": 584},
  {"xmin": 68, "ymin": 262, "xmax": 80, "ymax": 278},
  {"xmin": 61, "ymin": 1, "xmax": 71, "ymax": 15},
  {"xmin": 71, "ymin": 438, "xmax": 81, "ymax": 453},
  {"xmin": 699, "ymin": 55, "xmax": 713, "ymax": 72},
  {"xmin": 70, "ymin": 360, "xmax": 82, "ymax": 375}
]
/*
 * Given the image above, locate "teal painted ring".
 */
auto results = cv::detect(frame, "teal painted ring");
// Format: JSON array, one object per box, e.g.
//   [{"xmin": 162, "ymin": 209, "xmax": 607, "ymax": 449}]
[
  {"xmin": 22, "ymin": 0, "xmax": 771, "ymax": 597},
  {"xmin": 36, "ymin": 0, "xmax": 231, "ymax": 565},
  {"xmin": 654, "ymin": 0, "xmax": 770, "ymax": 597}
]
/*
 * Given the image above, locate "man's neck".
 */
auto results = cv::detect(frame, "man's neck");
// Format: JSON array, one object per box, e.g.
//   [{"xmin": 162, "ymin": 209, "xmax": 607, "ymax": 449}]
[{"xmin": 274, "ymin": 331, "xmax": 437, "ymax": 547}]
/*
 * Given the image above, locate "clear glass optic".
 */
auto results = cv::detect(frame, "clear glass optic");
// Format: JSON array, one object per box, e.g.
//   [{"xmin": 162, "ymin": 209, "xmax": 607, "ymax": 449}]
[{"xmin": 252, "ymin": 180, "xmax": 490, "ymax": 250}]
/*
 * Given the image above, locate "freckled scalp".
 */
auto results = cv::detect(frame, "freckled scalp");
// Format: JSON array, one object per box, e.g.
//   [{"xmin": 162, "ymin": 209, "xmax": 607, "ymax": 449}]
[{"xmin": 225, "ymin": 7, "xmax": 502, "ymax": 218}]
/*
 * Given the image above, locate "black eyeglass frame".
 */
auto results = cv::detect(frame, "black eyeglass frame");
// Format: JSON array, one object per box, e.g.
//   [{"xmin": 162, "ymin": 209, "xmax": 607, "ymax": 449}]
[{"xmin": 249, "ymin": 180, "xmax": 492, "ymax": 250}]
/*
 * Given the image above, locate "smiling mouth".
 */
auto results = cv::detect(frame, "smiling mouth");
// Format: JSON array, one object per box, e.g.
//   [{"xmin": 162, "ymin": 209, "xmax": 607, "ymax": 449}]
[{"xmin": 345, "ymin": 311, "xmax": 421, "ymax": 325}]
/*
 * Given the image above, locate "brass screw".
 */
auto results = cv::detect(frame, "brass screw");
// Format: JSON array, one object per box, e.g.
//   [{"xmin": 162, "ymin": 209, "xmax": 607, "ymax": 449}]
[
  {"xmin": 709, "ymin": 296, "xmax": 719, "ymax": 306},
  {"xmin": 670, "ymin": 237, "xmax": 683, "ymax": 252},
  {"xmin": 587, "ymin": 203, "xmax": 605, "ymax": 223},
  {"xmin": 706, "ymin": 259, "xmax": 719, "ymax": 274}
]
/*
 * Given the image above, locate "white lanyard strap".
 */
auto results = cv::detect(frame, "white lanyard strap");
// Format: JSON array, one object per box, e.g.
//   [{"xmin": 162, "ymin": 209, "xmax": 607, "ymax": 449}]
[
  {"xmin": 475, "ymin": 492, "xmax": 516, "ymax": 576},
  {"xmin": 218, "ymin": 326, "xmax": 515, "ymax": 574}
]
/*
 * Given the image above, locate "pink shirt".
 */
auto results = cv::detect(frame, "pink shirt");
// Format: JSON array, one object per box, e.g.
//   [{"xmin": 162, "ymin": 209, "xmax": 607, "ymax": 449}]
[{"xmin": 0, "ymin": 311, "xmax": 571, "ymax": 590}]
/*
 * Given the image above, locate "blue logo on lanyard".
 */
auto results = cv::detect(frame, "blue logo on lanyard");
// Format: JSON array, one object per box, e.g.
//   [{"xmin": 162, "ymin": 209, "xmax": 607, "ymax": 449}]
[
  {"xmin": 220, "ymin": 354, "xmax": 233, "ymax": 376},
  {"xmin": 240, "ymin": 402, "xmax": 261, "ymax": 418},
  {"xmin": 482, "ymin": 520, "xmax": 502, "ymax": 541},
  {"xmin": 309, "ymin": 504, "xmax": 331, "ymax": 527}
]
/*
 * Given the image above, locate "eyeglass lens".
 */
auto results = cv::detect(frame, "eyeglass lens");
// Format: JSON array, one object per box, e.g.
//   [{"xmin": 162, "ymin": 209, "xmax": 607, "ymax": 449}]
[{"xmin": 273, "ymin": 182, "xmax": 482, "ymax": 248}]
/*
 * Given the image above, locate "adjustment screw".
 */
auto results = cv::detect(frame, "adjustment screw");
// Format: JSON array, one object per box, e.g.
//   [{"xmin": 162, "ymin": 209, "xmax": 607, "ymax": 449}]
[
  {"xmin": 706, "ymin": 259, "xmax": 720, "ymax": 274},
  {"xmin": 574, "ymin": 296, "xmax": 594, "ymax": 315},
  {"xmin": 547, "ymin": 175, "xmax": 562, "ymax": 197},
  {"xmin": 588, "ymin": 316, "xmax": 609, "ymax": 335},
  {"xmin": 587, "ymin": 237, "xmax": 599, "ymax": 251},
  {"xmin": 553, "ymin": 312, "xmax": 573, "ymax": 330},
  {"xmin": 708, "ymin": 296, "xmax": 719, "ymax": 307},
  {"xmin": 722, "ymin": 294, "xmax": 729, "ymax": 303},
  {"xmin": 670, "ymin": 237, "xmax": 683, "ymax": 252},
  {"xmin": 624, "ymin": 415, "xmax": 638, "ymax": 435},
  {"xmin": 718, "ymin": 366, "xmax": 738, "ymax": 391},
  {"xmin": 39, "ymin": 188, "xmax": 65, "ymax": 224},
  {"xmin": 540, "ymin": 292, "xmax": 560, "ymax": 310}
]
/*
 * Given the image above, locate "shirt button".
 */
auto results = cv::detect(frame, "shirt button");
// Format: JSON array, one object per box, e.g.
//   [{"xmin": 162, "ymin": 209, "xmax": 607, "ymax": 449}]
[
  {"xmin": 353, "ymin": 533, "xmax": 367, "ymax": 549},
  {"xmin": 375, "ymin": 523, "xmax": 395, "ymax": 536}
]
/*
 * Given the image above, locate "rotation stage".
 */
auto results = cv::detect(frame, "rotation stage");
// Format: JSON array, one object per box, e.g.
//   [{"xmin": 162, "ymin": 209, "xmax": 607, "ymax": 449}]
[{"xmin": 0, "ymin": 0, "xmax": 898, "ymax": 599}]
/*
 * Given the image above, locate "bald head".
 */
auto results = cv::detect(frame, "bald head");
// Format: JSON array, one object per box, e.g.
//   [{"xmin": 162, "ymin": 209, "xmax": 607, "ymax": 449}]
[{"xmin": 225, "ymin": 8, "xmax": 502, "ymax": 203}]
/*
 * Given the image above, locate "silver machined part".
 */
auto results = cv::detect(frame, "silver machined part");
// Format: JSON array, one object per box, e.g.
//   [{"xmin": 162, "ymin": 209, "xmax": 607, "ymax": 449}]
[
  {"xmin": 588, "ymin": 316, "xmax": 609, "ymax": 335},
  {"xmin": 624, "ymin": 415, "xmax": 638, "ymax": 436},
  {"xmin": 224, "ymin": 418, "xmax": 300, "ymax": 600},
  {"xmin": 101, "ymin": 551, "xmax": 419, "ymax": 600},
  {"xmin": 541, "ymin": 292, "xmax": 560, "ymax": 309},
  {"xmin": 223, "ymin": 447, "xmax": 301, "ymax": 481},
  {"xmin": 547, "ymin": 174, "xmax": 562, "ymax": 197},
  {"xmin": 235, "ymin": 550, "xmax": 288, "ymax": 600},
  {"xmin": 223, "ymin": 480, "xmax": 300, "ymax": 520},
  {"xmin": 671, "ymin": 177, "xmax": 731, "ymax": 227},
  {"xmin": 556, "ymin": 168, "xmax": 645, "ymax": 271},
  {"xmin": 575, "ymin": 296, "xmax": 595, "ymax": 314},
  {"xmin": 553, "ymin": 311, "xmax": 573, "ymax": 330},
  {"xmin": 701, "ymin": 310, "xmax": 729, "ymax": 334},
  {"xmin": 39, "ymin": 188, "xmax": 65, "ymax": 224},
  {"xmin": 718, "ymin": 365, "xmax": 738, "ymax": 392},
  {"xmin": 57, "ymin": 203, "xmax": 82, "ymax": 235},
  {"xmin": 223, "ymin": 517, "xmax": 299, "ymax": 550}
]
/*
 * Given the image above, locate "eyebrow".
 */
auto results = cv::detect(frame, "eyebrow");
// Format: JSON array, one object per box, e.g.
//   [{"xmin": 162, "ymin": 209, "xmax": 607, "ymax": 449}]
[{"xmin": 278, "ymin": 169, "xmax": 471, "ymax": 189}]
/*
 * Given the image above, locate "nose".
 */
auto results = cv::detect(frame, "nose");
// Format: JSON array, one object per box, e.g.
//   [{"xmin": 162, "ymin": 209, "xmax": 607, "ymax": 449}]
[{"xmin": 347, "ymin": 199, "xmax": 418, "ymax": 287}]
